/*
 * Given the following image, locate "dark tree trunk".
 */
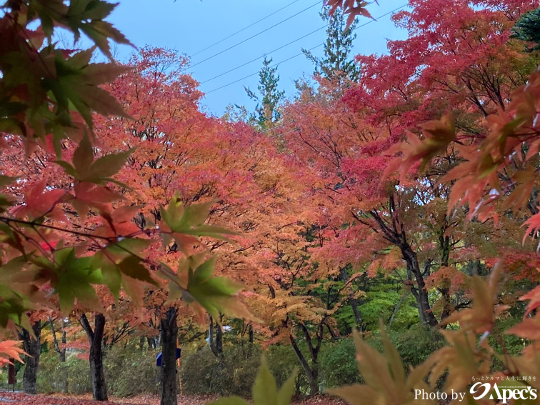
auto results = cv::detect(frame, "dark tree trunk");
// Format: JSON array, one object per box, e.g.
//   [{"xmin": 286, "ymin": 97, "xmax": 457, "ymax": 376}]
[
  {"xmin": 147, "ymin": 336, "xmax": 157, "ymax": 349},
  {"xmin": 139, "ymin": 336, "xmax": 145, "ymax": 351},
  {"xmin": 208, "ymin": 316, "xmax": 223, "ymax": 358},
  {"xmin": 289, "ymin": 334, "xmax": 319, "ymax": 396},
  {"xmin": 248, "ymin": 324, "xmax": 254, "ymax": 344},
  {"xmin": 160, "ymin": 307, "xmax": 178, "ymax": 405},
  {"xmin": 438, "ymin": 231, "xmax": 453, "ymax": 322},
  {"xmin": 80, "ymin": 313, "xmax": 108, "ymax": 401},
  {"xmin": 365, "ymin": 201, "xmax": 438, "ymax": 328},
  {"xmin": 18, "ymin": 321, "xmax": 42, "ymax": 394},
  {"xmin": 289, "ymin": 320, "xmax": 324, "ymax": 396},
  {"xmin": 401, "ymin": 244, "xmax": 438, "ymax": 327},
  {"xmin": 339, "ymin": 267, "xmax": 363, "ymax": 330}
]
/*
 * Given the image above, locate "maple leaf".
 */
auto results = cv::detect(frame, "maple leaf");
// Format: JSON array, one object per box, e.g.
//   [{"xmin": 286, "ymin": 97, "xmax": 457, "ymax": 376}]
[
  {"xmin": 13, "ymin": 180, "xmax": 67, "ymax": 221},
  {"xmin": 522, "ymin": 213, "xmax": 540, "ymax": 246},
  {"xmin": 443, "ymin": 262, "xmax": 507, "ymax": 334},
  {"xmin": 506, "ymin": 315, "xmax": 540, "ymax": 340},
  {"xmin": 47, "ymin": 248, "xmax": 104, "ymax": 315},
  {"xmin": 90, "ymin": 238, "xmax": 155, "ymax": 300},
  {"xmin": 329, "ymin": 323, "xmax": 436, "ymax": 405},
  {"xmin": 519, "ymin": 285, "xmax": 540, "ymax": 318},
  {"xmin": 168, "ymin": 254, "xmax": 255, "ymax": 323},
  {"xmin": 324, "ymin": 0, "xmax": 376, "ymax": 28},
  {"xmin": 160, "ymin": 197, "xmax": 237, "ymax": 254},
  {"xmin": 0, "ymin": 340, "xmax": 26, "ymax": 365},
  {"xmin": 385, "ymin": 112, "xmax": 456, "ymax": 182},
  {"xmin": 60, "ymin": 134, "xmax": 135, "ymax": 185}
]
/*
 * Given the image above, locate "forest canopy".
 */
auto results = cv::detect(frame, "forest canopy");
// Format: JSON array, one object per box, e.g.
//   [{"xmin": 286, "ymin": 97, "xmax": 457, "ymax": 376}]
[{"xmin": 1, "ymin": 1, "xmax": 540, "ymax": 405}]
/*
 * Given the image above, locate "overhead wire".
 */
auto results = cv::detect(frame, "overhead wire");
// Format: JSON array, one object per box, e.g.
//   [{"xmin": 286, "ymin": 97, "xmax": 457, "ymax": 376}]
[
  {"xmin": 205, "ymin": 43, "xmax": 323, "ymax": 94},
  {"xmin": 200, "ymin": 25, "xmax": 327, "ymax": 85},
  {"xmin": 191, "ymin": 0, "xmax": 304, "ymax": 57},
  {"xmin": 190, "ymin": 0, "xmax": 323, "ymax": 69},
  {"xmin": 204, "ymin": 4, "xmax": 409, "ymax": 95}
]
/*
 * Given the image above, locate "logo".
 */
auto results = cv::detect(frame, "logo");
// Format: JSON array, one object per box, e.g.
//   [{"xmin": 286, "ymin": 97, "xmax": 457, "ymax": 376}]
[{"xmin": 470, "ymin": 382, "xmax": 538, "ymax": 404}]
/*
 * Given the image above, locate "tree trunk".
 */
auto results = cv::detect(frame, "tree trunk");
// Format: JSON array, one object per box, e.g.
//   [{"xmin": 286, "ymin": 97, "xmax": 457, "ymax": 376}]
[
  {"xmin": 18, "ymin": 321, "xmax": 42, "ymax": 394},
  {"xmin": 208, "ymin": 316, "xmax": 223, "ymax": 358},
  {"xmin": 147, "ymin": 336, "xmax": 157, "ymax": 349},
  {"xmin": 139, "ymin": 336, "xmax": 145, "ymax": 351},
  {"xmin": 289, "ymin": 334, "xmax": 318, "ymax": 396},
  {"xmin": 401, "ymin": 244, "xmax": 438, "ymax": 327},
  {"xmin": 160, "ymin": 307, "xmax": 178, "ymax": 405},
  {"xmin": 366, "ymin": 204, "xmax": 438, "ymax": 327},
  {"xmin": 80, "ymin": 313, "xmax": 108, "ymax": 401},
  {"xmin": 339, "ymin": 267, "xmax": 363, "ymax": 330},
  {"xmin": 438, "ymin": 232, "xmax": 453, "ymax": 322}
]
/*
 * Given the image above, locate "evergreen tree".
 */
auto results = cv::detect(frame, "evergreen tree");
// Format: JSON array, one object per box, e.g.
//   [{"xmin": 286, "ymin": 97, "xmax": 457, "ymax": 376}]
[
  {"xmin": 512, "ymin": 7, "xmax": 540, "ymax": 52},
  {"xmin": 245, "ymin": 57, "xmax": 285, "ymax": 129},
  {"xmin": 302, "ymin": 7, "xmax": 361, "ymax": 83}
]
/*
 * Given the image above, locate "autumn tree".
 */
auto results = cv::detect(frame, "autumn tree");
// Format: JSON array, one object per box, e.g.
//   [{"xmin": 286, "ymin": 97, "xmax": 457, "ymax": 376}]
[
  {"xmin": 264, "ymin": 223, "xmax": 361, "ymax": 395},
  {"xmin": 216, "ymin": 0, "xmax": 540, "ymax": 402},
  {"xmin": 0, "ymin": 3, "xmax": 254, "ymax": 405},
  {"xmin": 95, "ymin": 46, "xmax": 294, "ymax": 404},
  {"xmin": 322, "ymin": 0, "xmax": 540, "ymax": 402},
  {"xmin": 284, "ymin": 0, "xmax": 540, "ymax": 327}
]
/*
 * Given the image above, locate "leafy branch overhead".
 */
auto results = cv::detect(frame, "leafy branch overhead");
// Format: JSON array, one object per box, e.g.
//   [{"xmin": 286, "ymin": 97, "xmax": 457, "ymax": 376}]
[
  {"xmin": 324, "ymin": 0, "xmax": 376, "ymax": 27},
  {"xmin": 0, "ymin": 0, "xmax": 253, "ymax": 361}
]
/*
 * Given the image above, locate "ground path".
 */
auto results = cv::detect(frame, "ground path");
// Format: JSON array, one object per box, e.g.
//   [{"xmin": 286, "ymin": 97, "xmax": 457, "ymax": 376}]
[{"xmin": 0, "ymin": 392, "xmax": 348, "ymax": 405}]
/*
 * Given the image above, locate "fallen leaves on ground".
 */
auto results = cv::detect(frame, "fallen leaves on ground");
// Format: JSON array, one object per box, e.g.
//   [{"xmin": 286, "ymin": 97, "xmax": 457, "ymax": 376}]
[{"xmin": 0, "ymin": 392, "xmax": 349, "ymax": 405}]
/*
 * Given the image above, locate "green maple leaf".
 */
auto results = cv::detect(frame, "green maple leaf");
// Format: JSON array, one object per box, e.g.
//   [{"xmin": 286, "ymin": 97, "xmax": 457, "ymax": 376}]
[
  {"xmin": 43, "ymin": 49, "xmax": 131, "ymax": 132},
  {"xmin": 160, "ymin": 196, "xmax": 237, "ymax": 254},
  {"xmin": 182, "ymin": 256, "xmax": 242, "ymax": 318},
  {"xmin": 66, "ymin": 0, "xmax": 134, "ymax": 60},
  {"xmin": 91, "ymin": 239, "xmax": 156, "ymax": 299},
  {"xmin": 52, "ymin": 249, "xmax": 103, "ymax": 315},
  {"xmin": 0, "ymin": 256, "xmax": 35, "ymax": 332},
  {"xmin": 166, "ymin": 254, "xmax": 255, "ymax": 321}
]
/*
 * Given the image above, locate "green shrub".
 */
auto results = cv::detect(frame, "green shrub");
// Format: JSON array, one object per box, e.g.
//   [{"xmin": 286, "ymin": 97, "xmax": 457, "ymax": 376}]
[
  {"xmin": 181, "ymin": 345, "xmax": 261, "ymax": 397},
  {"xmin": 318, "ymin": 326, "xmax": 446, "ymax": 391},
  {"xmin": 35, "ymin": 351, "xmax": 71, "ymax": 394},
  {"xmin": 35, "ymin": 352, "xmax": 92, "ymax": 395},
  {"xmin": 34, "ymin": 342, "xmax": 160, "ymax": 397},
  {"xmin": 105, "ymin": 342, "xmax": 160, "ymax": 397},
  {"xmin": 489, "ymin": 316, "xmax": 528, "ymax": 372},
  {"xmin": 266, "ymin": 344, "xmax": 310, "ymax": 396},
  {"xmin": 393, "ymin": 324, "xmax": 445, "ymax": 367},
  {"xmin": 320, "ymin": 339, "xmax": 361, "ymax": 389},
  {"xmin": 181, "ymin": 346, "xmax": 220, "ymax": 395}
]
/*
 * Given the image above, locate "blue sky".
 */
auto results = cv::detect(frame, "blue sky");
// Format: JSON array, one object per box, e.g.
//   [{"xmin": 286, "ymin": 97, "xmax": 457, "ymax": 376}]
[{"xmin": 107, "ymin": 0, "xmax": 408, "ymax": 117}]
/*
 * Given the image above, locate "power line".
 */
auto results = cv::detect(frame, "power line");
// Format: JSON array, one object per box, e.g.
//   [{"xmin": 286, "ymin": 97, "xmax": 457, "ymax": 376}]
[
  {"xmin": 190, "ymin": 1, "xmax": 323, "ymax": 69},
  {"xmin": 204, "ymin": 4, "xmax": 408, "ymax": 95},
  {"xmin": 200, "ymin": 25, "xmax": 327, "ymax": 85},
  {"xmin": 205, "ymin": 43, "xmax": 324, "ymax": 94},
  {"xmin": 192, "ymin": 0, "xmax": 304, "ymax": 57}
]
